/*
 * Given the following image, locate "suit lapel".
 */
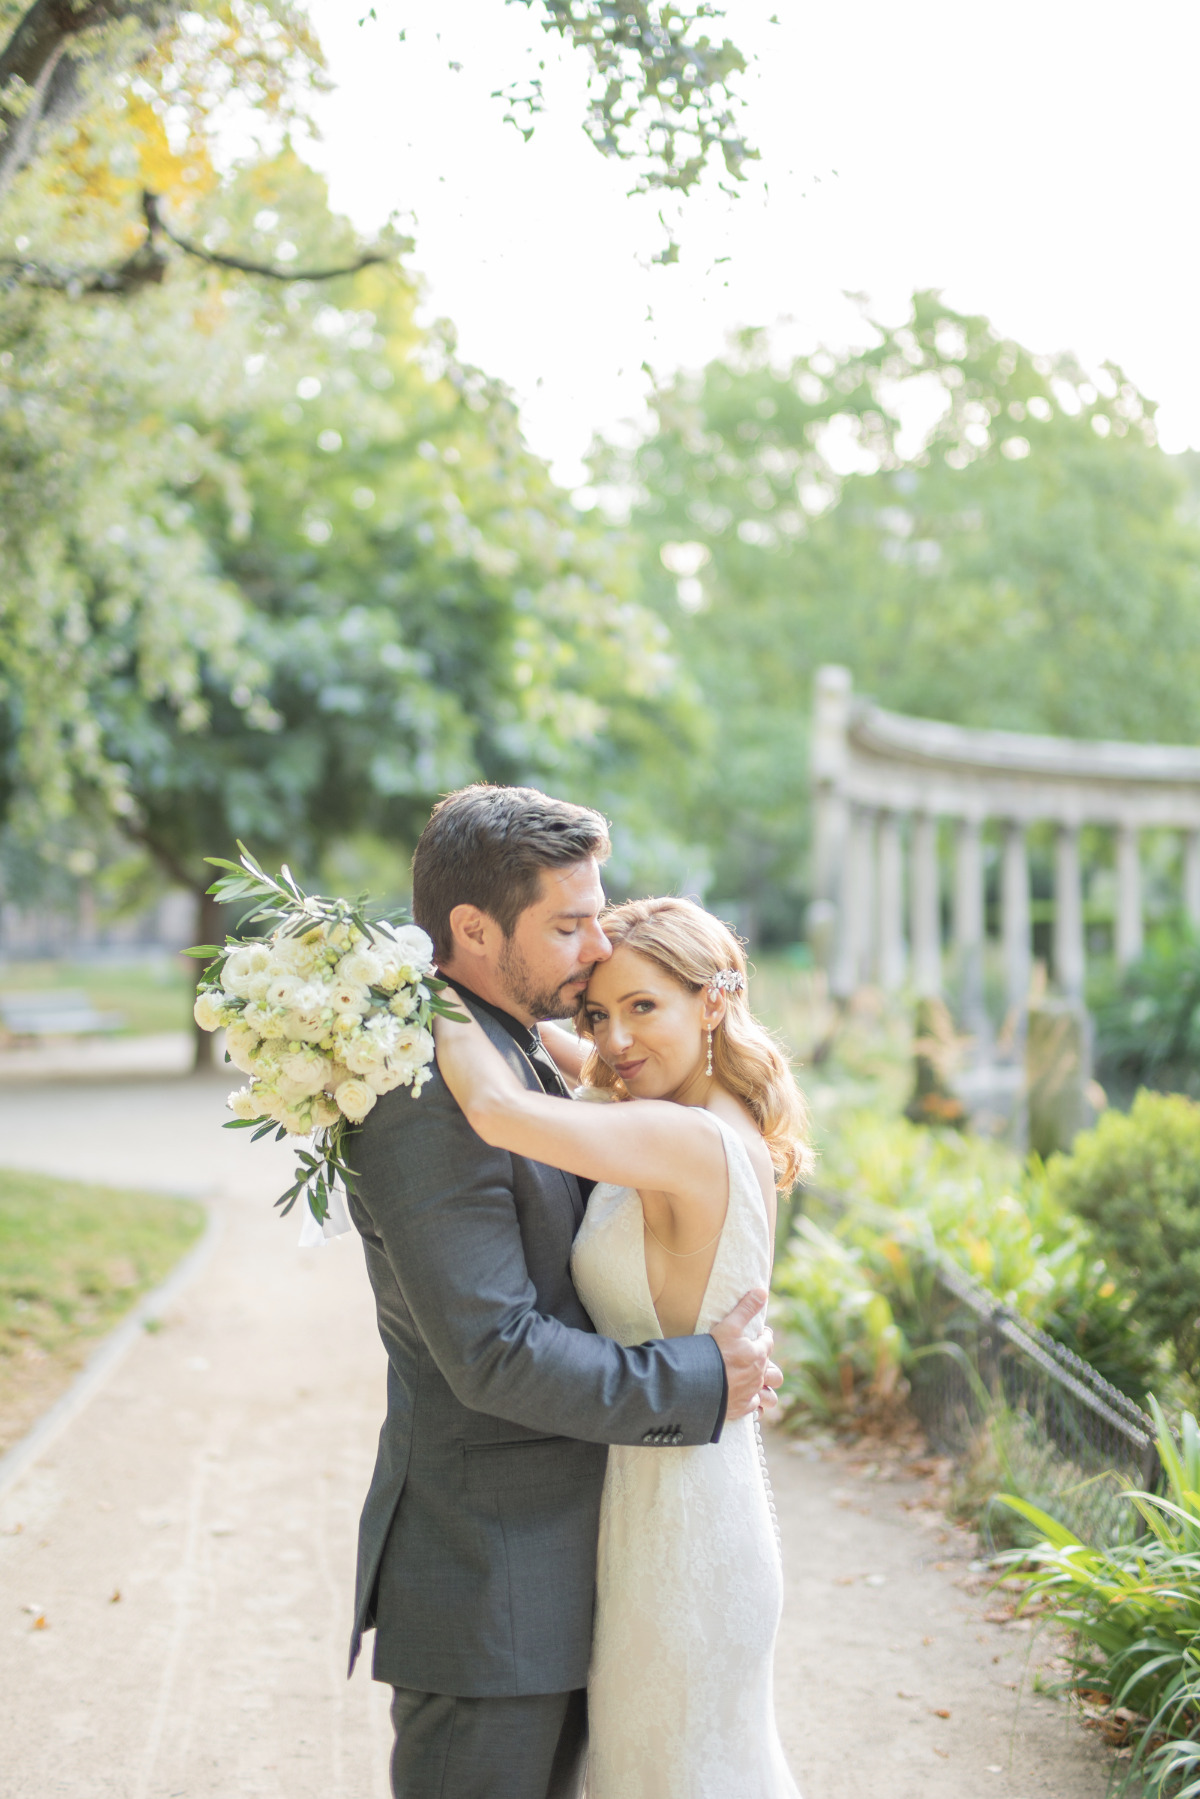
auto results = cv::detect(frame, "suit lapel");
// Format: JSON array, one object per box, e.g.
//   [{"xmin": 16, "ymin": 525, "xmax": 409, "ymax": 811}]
[{"xmin": 466, "ymin": 1000, "xmax": 587, "ymax": 1231}]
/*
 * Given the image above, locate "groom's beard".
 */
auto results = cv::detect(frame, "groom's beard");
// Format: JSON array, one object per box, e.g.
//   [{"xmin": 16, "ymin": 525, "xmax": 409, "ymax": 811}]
[{"xmin": 498, "ymin": 936, "xmax": 593, "ymax": 1022}]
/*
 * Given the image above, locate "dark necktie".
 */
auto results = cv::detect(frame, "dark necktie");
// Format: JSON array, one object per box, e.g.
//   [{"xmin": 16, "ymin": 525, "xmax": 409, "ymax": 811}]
[{"xmin": 526, "ymin": 1033, "xmax": 572, "ymax": 1100}]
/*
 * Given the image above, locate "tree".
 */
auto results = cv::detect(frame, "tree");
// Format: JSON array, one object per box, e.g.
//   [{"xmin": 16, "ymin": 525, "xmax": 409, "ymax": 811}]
[
  {"xmin": 592, "ymin": 292, "xmax": 1200, "ymax": 938},
  {"xmin": 0, "ymin": 144, "xmax": 698, "ymax": 1063}
]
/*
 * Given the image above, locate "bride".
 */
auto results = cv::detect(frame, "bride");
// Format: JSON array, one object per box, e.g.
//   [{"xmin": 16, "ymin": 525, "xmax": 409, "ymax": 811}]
[{"xmin": 433, "ymin": 896, "xmax": 809, "ymax": 1798}]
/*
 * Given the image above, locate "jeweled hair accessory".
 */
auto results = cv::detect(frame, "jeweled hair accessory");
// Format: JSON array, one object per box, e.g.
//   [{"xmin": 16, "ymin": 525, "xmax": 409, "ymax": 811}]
[{"xmin": 709, "ymin": 969, "xmax": 746, "ymax": 995}]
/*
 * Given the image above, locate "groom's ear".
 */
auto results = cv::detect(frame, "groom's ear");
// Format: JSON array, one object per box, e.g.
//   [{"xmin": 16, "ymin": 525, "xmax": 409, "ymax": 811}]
[{"xmin": 447, "ymin": 902, "xmax": 502, "ymax": 964}]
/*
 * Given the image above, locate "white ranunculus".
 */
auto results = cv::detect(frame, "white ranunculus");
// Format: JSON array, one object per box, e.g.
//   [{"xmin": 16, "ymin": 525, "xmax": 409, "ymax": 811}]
[
  {"xmin": 336, "ymin": 947, "xmax": 385, "ymax": 989},
  {"xmin": 227, "ymin": 1085, "xmax": 263, "ymax": 1120},
  {"xmin": 221, "ymin": 943, "xmax": 271, "ymax": 998},
  {"xmin": 280, "ymin": 1049, "xmax": 332, "ymax": 1095},
  {"xmin": 193, "ymin": 990, "xmax": 225, "ymax": 1032},
  {"xmin": 246, "ymin": 971, "xmax": 273, "ymax": 1003},
  {"xmin": 334, "ymin": 1077, "xmax": 377, "ymax": 1122},
  {"xmin": 275, "ymin": 1073, "xmax": 319, "ymax": 1105},
  {"xmin": 225, "ymin": 1021, "xmax": 261, "ymax": 1074}
]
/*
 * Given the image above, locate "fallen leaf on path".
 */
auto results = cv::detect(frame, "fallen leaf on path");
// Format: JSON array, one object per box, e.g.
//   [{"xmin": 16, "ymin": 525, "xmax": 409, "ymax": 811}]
[
  {"xmin": 109, "ymin": 1589, "xmax": 121, "ymax": 1604},
  {"xmin": 932, "ymin": 1745, "xmax": 949, "ymax": 1758},
  {"xmin": 31, "ymin": 1614, "xmax": 48, "ymax": 1630},
  {"xmin": 932, "ymin": 1708, "xmax": 950, "ymax": 1718}
]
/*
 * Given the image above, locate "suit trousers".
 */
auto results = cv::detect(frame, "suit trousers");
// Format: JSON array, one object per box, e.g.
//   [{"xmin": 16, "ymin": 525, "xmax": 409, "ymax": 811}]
[{"xmin": 389, "ymin": 1684, "xmax": 588, "ymax": 1799}]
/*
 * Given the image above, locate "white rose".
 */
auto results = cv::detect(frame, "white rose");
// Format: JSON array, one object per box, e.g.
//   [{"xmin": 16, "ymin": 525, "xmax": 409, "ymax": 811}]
[
  {"xmin": 264, "ymin": 973, "xmax": 303, "ymax": 1010},
  {"xmin": 365, "ymin": 1063, "xmax": 406, "ymax": 1095},
  {"xmin": 329, "ymin": 978, "xmax": 371, "ymax": 1018},
  {"xmin": 226, "ymin": 1085, "xmax": 263, "ymax": 1120},
  {"xmin": 334, "ymin": 1077, "xmax": 377, "ymax": 1122},
  {"xmin": 280, "ymin": 1049, "xmax": 333, "ymax": 1095},
  {"xmin": 246, "ymin": 971, "xmax": 273, "ymax": 1002},
  {"xmin": 221, "ymin": 943, "xmax": 271, "ymax": 998},
  {"xmin": 193, "ymin": 990, "xmax": 225, "ymax": 1032},
  {"xmin": 275, "ymin": 1073, "xmax": 319, "ymax": 1104},
  {"xmin": 225, "ymin": 1021, "xmax": 261, "ymax": 1074},
  {"xmin": 381, "ymin": 923, "xmax": 435, "ymax": 973},
  {"xmin": 266, "ymin": 934, "xmax": 314, "ymax": 976},
  {"xmin": 391, "ymin": 1024, "xmax": 434, "ymax": 1072},
  {"xmin": 337, "ymin": 947, "xmax": 385, "ymax": 989}
]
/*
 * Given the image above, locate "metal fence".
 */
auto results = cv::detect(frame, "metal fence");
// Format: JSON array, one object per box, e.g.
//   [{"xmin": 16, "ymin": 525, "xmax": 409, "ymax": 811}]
[
  {"xmin": 802, "ymin": 1181, "xmax": 1161, "ymax": 1545},
  {"xmin": 906, "ymin": 1255, "xmax": 1160, "ymax": 1544}
]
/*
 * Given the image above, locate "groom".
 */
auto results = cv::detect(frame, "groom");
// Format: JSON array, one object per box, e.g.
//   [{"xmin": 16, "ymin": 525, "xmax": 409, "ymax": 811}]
[{"xmin": 346, "ymin": 784, "xmax": 778, "ymax": 1799}]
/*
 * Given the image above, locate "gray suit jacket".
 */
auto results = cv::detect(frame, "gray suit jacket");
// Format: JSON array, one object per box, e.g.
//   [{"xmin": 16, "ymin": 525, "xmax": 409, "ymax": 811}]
[{"xmin": 345, "ymin": 996, "xmax": 726, "ymax": 1697}]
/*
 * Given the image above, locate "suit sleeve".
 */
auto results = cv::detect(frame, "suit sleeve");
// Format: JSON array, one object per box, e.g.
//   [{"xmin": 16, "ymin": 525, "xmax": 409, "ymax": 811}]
[{"xmin": 348, "ymin": 1075, "xmax": 727, "ymax": 1448}]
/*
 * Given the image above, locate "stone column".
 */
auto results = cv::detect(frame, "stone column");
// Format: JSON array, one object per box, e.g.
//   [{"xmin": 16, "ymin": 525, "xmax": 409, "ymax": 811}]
[
  {"xmin": 1115, "ymin": 824, "xmax": 1144, "ymax": 969},
  {"xmin": 910, "ymin": 813, "xmax": 942, "ymax": 998},
  {"xmin": 1184, "ymin": 828, "xmax": 1200, "ymax": 931},
  {"xmin": 832, "ymin": 805, "xmax": 874, "ymax": 996},
  {"xmin": 810, "ymin": 665, "xmax": 853, "ymax": 977},
  {"xmin": 1054, "ymin": 823, "xmax": 1086, "ymax": 1001},
  {"xmin": 1001, "ymin": 821, "xmax": 1031, "ymax": 1018},
  {"xmin": 876, "ymin": 811, "xmax": 906, "ymax": 991},
  {"xmin": 953, "ymin": 816, "xmax": 985, "ymax": 1028}
]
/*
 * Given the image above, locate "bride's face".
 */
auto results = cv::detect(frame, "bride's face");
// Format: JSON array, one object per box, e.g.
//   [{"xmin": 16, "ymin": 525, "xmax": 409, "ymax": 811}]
[{"xmin": 583, "ymin": 945, "xmax": 713, "ymax": 1100}]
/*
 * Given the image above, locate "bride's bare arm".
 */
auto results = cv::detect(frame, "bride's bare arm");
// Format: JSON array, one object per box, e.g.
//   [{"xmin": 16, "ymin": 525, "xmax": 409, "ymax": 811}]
[
  {"xmin": 539, "ymin": 1022, "xmax": 588, "ymax": 1085},
  {"xmin": 433, "ymin": 1005, "xmax": 724, "ymax": 1227}
]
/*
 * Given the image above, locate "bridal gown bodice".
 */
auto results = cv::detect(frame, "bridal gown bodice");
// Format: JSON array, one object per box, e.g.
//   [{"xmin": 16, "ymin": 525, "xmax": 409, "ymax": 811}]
[{"xmin": 571, "ymin": 1114, "xmax": 801, "ymax": 1799}]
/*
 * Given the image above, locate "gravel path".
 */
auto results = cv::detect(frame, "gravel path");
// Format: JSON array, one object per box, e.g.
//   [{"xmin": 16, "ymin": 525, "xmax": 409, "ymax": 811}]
[{"xmin": 0, "ymin": 1077, "xmax": 1113, "ymax": 1797}]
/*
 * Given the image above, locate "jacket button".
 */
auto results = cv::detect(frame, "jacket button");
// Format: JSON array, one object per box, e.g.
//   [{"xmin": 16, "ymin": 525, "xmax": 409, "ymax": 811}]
[{"xmin": 641, "ymin": 1432, "xmax": 653, "ymax": 1444}]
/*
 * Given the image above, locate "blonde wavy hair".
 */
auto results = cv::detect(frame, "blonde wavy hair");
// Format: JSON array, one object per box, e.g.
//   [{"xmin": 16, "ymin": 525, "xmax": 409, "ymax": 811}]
[{"xmin": 577, "ymin": 896, "xmax": 813, "ymax": 1192}]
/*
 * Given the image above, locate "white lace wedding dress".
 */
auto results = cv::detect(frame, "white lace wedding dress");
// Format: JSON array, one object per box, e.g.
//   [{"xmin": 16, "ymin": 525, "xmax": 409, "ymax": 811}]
[{"xmin": 571, "ymin": 1114, "xmax": 801, "ymax": 1799}]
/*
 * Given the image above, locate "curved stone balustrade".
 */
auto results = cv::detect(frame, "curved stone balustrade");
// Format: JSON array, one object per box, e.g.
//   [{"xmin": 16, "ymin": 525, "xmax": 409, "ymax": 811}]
[{"xmin": 811, "ymin": 665, "xmax": 1200, "ymax": 1013}]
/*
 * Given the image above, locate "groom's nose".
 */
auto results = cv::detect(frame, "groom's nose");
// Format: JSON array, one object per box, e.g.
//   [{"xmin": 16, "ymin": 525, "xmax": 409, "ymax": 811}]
[{"xmin": 583, "ymin": 919, "xmax": 613, "ymax": 963}]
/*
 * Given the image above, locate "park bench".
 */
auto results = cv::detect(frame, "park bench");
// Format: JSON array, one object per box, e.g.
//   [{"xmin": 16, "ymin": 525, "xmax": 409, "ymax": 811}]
[{"xmin": 0, "ymin": 989, "xmax": 125, "ymax": 1038}]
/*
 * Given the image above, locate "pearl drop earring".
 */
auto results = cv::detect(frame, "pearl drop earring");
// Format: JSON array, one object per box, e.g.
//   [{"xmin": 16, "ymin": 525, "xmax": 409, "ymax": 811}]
[{"xmin": 706, "ymin": 1026, "xmax": 714, "ymax": 1077}]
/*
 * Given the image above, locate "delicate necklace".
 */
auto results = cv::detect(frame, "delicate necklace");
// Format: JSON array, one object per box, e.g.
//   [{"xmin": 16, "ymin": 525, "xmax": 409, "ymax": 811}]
[{"xmin": 643, "ymin": 1217, "xmax": 724, "ymax": 1257}]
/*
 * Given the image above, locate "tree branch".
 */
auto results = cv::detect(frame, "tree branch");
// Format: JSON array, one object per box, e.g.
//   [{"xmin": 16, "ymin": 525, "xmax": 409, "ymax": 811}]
[{"xmin": 0, "ymin": 190, "xmax": 389, "ymax": 295}]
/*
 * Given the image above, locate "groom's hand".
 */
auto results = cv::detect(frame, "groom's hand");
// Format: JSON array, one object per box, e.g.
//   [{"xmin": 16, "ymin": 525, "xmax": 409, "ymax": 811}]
[{"xmin": 711, "ymin": 1289, "xmax": 779, "ymax": 1422}]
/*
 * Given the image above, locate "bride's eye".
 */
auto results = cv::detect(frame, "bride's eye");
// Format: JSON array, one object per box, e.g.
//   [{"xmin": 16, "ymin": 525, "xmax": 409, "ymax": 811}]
[
  {"xmin": 585, "ymin": 1008, "xmax": 606, "ymax": 1025},
  {"xmin": 632, "ymin": 1000, "xmax": 655, "ymax": 1014}
]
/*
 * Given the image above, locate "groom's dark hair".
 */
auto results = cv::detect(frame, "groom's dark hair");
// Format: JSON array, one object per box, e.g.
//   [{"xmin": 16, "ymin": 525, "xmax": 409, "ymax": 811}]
[{"xmin": 412, "ymin": 784, "xmax": 611, "ymax": 961}]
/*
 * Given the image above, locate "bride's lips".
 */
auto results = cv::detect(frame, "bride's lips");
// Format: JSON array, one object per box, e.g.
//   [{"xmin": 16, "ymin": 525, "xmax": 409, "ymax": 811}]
[{"xmin": 613, "ymin": 1058, "xmax": 646, "ymax": 1081}]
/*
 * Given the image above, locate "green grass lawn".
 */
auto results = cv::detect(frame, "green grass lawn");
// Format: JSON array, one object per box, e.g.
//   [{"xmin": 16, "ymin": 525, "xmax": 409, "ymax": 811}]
[
  {"xmin": 0, "ymin": 957, "xmax": 194, "ymax": 1037},
  {"xmin": 0, "ymin": 1168, "xmax": 205, "ymax": 1453}
]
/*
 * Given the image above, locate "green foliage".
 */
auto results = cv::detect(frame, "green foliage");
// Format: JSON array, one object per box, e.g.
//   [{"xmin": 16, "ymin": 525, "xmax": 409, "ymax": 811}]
[
  {"xmin": 1047, "ymin": 1091, "xmax": 1200, "ymax": 1381},
  {"xmin": 771, "ymin": 1114, "xmax": 1159, "ymax": 1423},
  {"xmin": 594, "ymin": 292, "xmax": 1200, "ymax": 929},
  {"xmin": 770, "ymin": 1215, "xmax": 903, "ymax": 1423},
  {"xmin": 1092, "ymin": 935, "xmax": 1200, "ymax": 1099},
  {"xmin": 504, "ymin": 1, "xmax": 754, "ymax": 196},
  {"xmin": 997, "ymin": 1401, "xmax": 1200, "ymax": 1796}
]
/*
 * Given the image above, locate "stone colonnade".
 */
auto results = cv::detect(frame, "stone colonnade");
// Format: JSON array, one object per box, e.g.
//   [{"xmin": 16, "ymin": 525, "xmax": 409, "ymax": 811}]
[{"xmin": 810, "ymin": 666, "xmax": 1200, "ymax": 1013}]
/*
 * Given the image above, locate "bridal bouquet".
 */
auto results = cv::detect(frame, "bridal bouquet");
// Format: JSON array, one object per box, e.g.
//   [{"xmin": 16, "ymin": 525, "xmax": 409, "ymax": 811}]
[{"xmin": 188, "ymin": 845, "xmax": 462, "ymax": 1229}]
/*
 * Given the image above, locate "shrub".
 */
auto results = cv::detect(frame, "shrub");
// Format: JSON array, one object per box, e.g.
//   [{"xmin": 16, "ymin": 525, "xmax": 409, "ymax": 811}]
[
  {"xmin": 1047, "ymin": 1090, "xmax": 1200, "ymax": 1381},
  {"xmin": 1092, "ymin": 934, "xmax": 1200, "ymax": 1098},
  {"xmin": 770, "ymin": 1218, "xmax": 904, "ymax": 1424}
]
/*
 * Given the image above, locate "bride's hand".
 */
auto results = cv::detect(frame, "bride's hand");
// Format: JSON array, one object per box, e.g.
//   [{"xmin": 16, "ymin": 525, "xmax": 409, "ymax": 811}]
[{"xmin": 432, "ymin": 993, "xmax": 527, "ymax": 1120}]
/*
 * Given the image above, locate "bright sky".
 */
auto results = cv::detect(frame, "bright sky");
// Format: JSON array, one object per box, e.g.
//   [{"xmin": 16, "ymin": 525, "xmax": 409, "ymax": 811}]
[{"xmin": 295, "ymin": 0, "xmax": 1200, "ymax": 491}]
